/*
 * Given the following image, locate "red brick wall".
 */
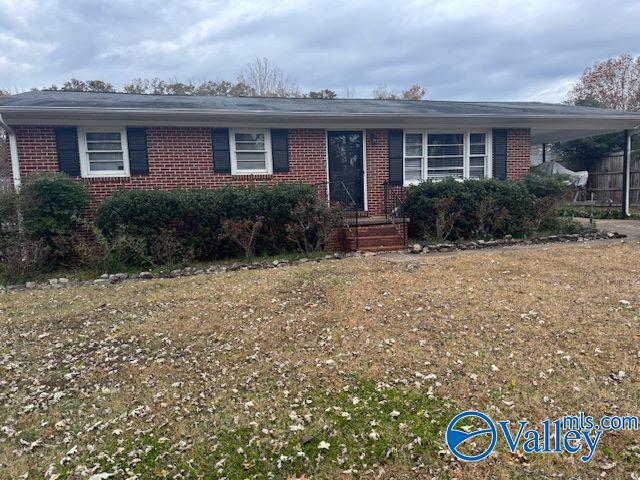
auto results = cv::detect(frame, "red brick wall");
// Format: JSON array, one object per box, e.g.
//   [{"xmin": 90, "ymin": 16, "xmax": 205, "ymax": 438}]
[
  {"xmin": 506, "ymin": 128, "xmax": 531, "ymax": 179},
  {"xmin": 12, "ymin": 126, "xmax": 328, "ymax": 208}
]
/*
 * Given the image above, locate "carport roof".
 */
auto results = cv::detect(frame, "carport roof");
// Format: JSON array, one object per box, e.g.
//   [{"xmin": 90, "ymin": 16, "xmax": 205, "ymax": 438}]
[{"xmin": 1, "ymin": 91, "xmax": 639, "ymax": 143}]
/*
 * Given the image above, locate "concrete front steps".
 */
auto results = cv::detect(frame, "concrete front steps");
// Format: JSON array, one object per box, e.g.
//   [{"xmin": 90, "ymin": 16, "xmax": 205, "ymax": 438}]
[{"xmin": 329, "ymin": 216, "xmax": 408, "ymax": 252}]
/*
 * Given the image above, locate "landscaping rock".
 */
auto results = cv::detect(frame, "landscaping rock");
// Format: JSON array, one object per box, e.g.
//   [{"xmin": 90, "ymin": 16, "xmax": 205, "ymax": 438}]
[
  {"xmin": 25, "ymin": 282, "xmax": 37, "ymax": 289},
  {"xmin": 410, "ymin": 243, "xmax": 423, "ymax": 254}
]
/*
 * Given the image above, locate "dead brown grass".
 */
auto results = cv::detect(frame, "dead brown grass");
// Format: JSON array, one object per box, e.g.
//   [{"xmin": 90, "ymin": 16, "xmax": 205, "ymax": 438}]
[{"xmin": 0, "ymin": 241, "xmax": 639, "ymax": 479}]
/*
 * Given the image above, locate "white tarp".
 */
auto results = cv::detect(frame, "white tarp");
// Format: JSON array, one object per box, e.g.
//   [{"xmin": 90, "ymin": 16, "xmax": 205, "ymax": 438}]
[{"xmin": 533, "ymin": 161, "xmax": 589, "ymax": 188}]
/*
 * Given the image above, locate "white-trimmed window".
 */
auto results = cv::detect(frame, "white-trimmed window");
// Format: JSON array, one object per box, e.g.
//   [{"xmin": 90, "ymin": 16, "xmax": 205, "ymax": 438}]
[
  {"xmin": 79, "ymin": 127, "xmax": 130, "ymax": 177},
  {"xmin": 229, "ymin": 129, "xmax": 272, "ymax": 174},
  {"xmin": 403, "ymin": 131, "xmax": 491, "ymax": 185}
]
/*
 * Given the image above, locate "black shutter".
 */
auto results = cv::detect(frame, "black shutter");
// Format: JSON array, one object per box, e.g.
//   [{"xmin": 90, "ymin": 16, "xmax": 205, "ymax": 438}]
[
  {"xmin": 127, "ymin": 127, "xmax": 149, "ymax": 175},
  {"xmin": 55, "ymin": 127, "xmax": 81, "ymax": 176},
  {"xmin": 388, "ymin": 129, "xmax": 404, "ymax": 185},
  {"xmin": 211, "ymin": 128, "xmax": 231, "ymax": 173},
  {"xmin": 492, "ymin": 129, "xmax": 507, "ymax": 180},
  {"xmin": 271, "ymin": 129, "xmax": 289, "ymax": 173}
]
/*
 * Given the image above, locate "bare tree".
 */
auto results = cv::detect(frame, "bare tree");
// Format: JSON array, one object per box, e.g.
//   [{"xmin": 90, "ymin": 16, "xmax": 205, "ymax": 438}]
[
  {"xmin": 401, "ymin": 84, "xmax": 427, "ymax": 100},
  {"xmin": 306, "ymin": 89, "xmax": 337, "ymax": 99},
  {"xmin": 46, "ymin": 78, "xmax": 116, "ymax": 93},
  {"xmin": 237, "ymin": 57, "xmax": 300, "ymax": 97},
  {"xmin": 567, "ymin": 54, "xmax": 640, "ymax": 111},
  {"xmin": 372, "ymin": 83, "xmax": 427, "ymax": 100}
]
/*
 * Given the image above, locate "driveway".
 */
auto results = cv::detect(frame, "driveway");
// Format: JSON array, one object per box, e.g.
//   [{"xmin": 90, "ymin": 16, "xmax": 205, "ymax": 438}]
[{"xmin": 579, "ymin": 217, "xmax": 640, "ymax": 240}]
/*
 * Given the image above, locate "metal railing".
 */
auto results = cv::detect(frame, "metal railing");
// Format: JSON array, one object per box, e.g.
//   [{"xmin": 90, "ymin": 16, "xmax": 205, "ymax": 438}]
[
  {"xmin": 314, "ymin": 180, "xmax": 361, "ymax": 251},
  {"xmin": 383, "ymin": 181, "xmax": 407, "ymax": 246},
  {"xmin": 0, "ymin": 177, "xmax": 11, "ymax": 192}
]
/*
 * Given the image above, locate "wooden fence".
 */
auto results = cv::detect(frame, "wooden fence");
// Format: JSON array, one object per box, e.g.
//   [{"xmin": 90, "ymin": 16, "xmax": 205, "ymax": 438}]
[{"xmin": 585, "ymin": 150, "xmax": 640, "ymax": 206}]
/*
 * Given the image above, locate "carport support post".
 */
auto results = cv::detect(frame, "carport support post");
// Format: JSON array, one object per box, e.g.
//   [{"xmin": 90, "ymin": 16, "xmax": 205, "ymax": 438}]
[{"xmin": 622, "ymin": 129, "xmax": 631, "ymax": 218}]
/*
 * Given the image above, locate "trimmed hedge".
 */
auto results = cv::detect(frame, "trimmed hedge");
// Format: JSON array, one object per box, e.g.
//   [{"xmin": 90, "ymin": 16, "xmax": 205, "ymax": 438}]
[
  {"xmin": 95, "ymin": 183, "xmax": 320, "ymax": 262},
  {"xmin": 402, "ymin": 175, "xmax": 567, "ymax": 241}
]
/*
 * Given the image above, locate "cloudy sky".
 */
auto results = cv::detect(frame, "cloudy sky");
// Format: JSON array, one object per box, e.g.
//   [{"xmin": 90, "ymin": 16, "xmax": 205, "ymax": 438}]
[{"xmin": 1, "ymin": 0, "xmax": 639, "ymax": 102}]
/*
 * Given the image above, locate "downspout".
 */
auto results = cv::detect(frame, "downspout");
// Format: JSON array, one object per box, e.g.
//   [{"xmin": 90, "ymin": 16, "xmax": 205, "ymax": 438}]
[{"xmin": 0, "ymin": 113, "xmax": 21, "ymax": 191}]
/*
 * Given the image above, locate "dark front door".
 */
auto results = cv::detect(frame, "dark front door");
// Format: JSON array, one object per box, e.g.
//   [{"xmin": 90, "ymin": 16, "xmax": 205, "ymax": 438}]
[{"xmin": 327, "ymin": 131, "xmax": 365, "ymax": 210}]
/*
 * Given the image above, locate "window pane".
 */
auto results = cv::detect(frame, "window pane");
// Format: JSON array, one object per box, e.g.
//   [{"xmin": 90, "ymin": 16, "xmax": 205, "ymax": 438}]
[
  {"xmin": 428, "ymin": 156, "xmax": 463, "ymax": 168},
  {"xmin": 470, "ymin": 156, "xmax": 485, "ymax": 167},
  {"xmin": 404, "ymin": 157, "xmax": 422, "ymax": 181},
  {"xmin": 405, "ymin": 145, "xmax": 423, "ymax": 156},
  {"xmin": 235, "ymin": 133, "xmax": 264, "ymax": 142},
  {"xmin": 237, "ymin": 160, "xmax": 267, "ymax": 170},
  {"xmin": 87, "ymin": 142, "xmax": 122, "ymax": 151},
  {"xmin": 428, "ymin": 133, "xmax": 463, "ymax": 145},
  {"xmin": 90, "ymin": 161, "xmax": 124, "ymax": 171},
  {"xmin": 405, "ymin": 133, "xmax": 422, "ymax": 145},
  {"xmin": 470, "ymin": 133, "xmax": 486, "ymax": 144},
  {"xmin": 428, "ymin": 145, "xmax": 464, "ymax": 156},
  {"xmin": 86, "ymin": 132, "xmax": 121, "ymax": 141},
  {"xmin": 469, "ymin": 167, "xmax": 485, "ymax": 179},
  {"xmin": 470, "ymin": 144, "xmax": 486, "ymax": 155},
  {"xmin": 235, "ymin": 141, "xmax": 265, "ymax": 151},
  {"xmin": 88, "ymin": 151, "xmax": 124, "ymax": 161},
  {"xmin": 428, "ymin": 168, "xmax": 463, "ymax": 179},
  {"xmin": 236, "ymin": 151, "xmax": 266, "ymax": 162}
]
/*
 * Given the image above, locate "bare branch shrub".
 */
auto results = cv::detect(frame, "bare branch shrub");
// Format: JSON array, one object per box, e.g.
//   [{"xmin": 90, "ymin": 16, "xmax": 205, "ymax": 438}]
[
  {"xmin": 286, "ymin": 200, "xmax": 343, "ymax": 255},
  {"xmin": 474, "ymin": 197, "xmax": 510, "ymax": 239},
  {"xmin": 219, "ymin": 216, "xmax": 264, "ymax": 262},
  {"xmin": 434, "ymin": 197, "xmax": 462, "ymax": 241}
]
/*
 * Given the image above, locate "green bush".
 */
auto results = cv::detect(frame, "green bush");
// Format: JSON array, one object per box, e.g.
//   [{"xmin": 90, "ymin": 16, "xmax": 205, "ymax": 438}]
[
  {"xmin": 95, "ymin": 183, "xmax": 323, "ymax": 265},
  {"xmin": 17, "ymin": 173, "xmax": 90, "ymax": 267},
  {"xmin": 522, "ymin": 172, "xmax": 568, "ymax": 199},
  {"xmin": 0, "ymin": 190, "xmax": 18, "ymax": 225},
  {"xmin": 402, "ymin": 178, "xmax": 567, "ymax": 241}
]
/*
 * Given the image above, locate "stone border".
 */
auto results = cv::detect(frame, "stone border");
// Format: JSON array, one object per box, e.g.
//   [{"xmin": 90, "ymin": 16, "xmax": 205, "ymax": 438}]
[
  {"xmin": 1, "ymin": 231, "xmax": 627, "ymax": 293},
  {"xmin": 407, "ymin": 231, "xmax": 626, "ymax": 254}
]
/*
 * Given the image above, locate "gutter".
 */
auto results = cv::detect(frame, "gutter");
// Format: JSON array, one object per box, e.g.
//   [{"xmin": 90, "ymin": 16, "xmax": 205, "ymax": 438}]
[
  {"xmin": 3, "ymin": 105, "xmax": 640, "ymax": 121},
  {"xmin": 0, "ymin": 113, "xmax": 21, "ymax": 191}
]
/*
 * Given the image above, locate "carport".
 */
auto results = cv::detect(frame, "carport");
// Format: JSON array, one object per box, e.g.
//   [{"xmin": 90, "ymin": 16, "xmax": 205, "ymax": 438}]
[{"xmin": 530, "ymin": 108, "xmax": 640, "ymax": 217}]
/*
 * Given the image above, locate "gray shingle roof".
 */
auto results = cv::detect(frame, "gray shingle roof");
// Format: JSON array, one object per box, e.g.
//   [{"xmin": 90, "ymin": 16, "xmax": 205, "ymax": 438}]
[{"xmin": 1, "ymin": 90, "xmax": 638, "ymax": 118}]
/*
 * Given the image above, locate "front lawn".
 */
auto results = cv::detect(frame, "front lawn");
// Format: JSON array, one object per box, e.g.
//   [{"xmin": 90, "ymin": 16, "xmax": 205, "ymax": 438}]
[{"xmin": 0, "ymin": 242, "xmax": 638, "ymax": 479}]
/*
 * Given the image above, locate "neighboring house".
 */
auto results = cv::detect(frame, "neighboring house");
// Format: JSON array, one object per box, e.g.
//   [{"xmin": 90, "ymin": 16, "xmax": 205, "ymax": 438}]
[{"xmin": 1, "ymin": 91, "xmax": 639, "ymax": 249}]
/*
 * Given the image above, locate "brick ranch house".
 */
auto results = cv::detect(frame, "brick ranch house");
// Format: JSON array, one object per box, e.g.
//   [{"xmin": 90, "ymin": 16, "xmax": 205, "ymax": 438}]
[{"xmin": 1, "ymin": 91, "xmax": 639, "ymax": 250}]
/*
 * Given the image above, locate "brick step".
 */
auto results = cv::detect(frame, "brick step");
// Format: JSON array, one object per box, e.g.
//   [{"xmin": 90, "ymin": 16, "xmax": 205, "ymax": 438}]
[
  {"xmin": 346, "ymin": 243, "xmax": 406, "ymax": 252},
  {"xmin": 345, "ymin": 225, "xmax": 402, "ymax": 237},
  {"xmin": 345, "ymin": 234, "xmax": 405, "ymax": 251}
]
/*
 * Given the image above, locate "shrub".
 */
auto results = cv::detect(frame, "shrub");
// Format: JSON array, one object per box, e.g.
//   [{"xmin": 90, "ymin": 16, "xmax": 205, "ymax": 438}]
[
  {"xmin": 17, "ymin": 172, "xmax": 90, "ymax": 266},
  {"xmin": 286, "ymin": 199, "xmax": 344, "ymax": 254},
  {"xmin": 95, "ymin": 184, "xmax": 326, "ymax": 266},
  {"xmin": 403, "ymin": 178, "xmax": 537, "ymax": 241},
  {"xmin": 0, "ymin": 190, "xmax": 18, "ymax": 225},
  {"xmin": 522, "ymin": 172, "xmax": 568, "ymax": 199},
  {"xmin": 0, "ymin": 237, "xmax": 49, "ymax": 283},
  {"xmin": 220, "ymin": 216, "xmax": 264, "ymax": 261}
]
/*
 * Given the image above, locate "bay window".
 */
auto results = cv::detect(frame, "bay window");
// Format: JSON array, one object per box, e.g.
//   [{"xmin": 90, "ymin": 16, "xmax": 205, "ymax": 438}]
[{"xmin": 403, "ymin": 131, "xmax": 491, "ymax": 184}]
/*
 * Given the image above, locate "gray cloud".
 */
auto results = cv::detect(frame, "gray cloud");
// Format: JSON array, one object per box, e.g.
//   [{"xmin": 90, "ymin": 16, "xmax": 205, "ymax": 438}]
[{"xmin": 1, "ymin": 0, "xmax": 639, "ymax": 101}]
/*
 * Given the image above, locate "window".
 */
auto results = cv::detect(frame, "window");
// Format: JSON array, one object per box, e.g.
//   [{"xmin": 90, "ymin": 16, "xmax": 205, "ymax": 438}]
[
  {"xmin": 404, "ymin": 133, "xmax": 423, "ymax": 182},
  {"xmin": 469, "ymin": 133, "xmax": 487, "ymax": 179},
  {"xmin": 230, "ymin": 129, "xmax": 272, "ymax": 174},
  {"xmin": 427, "ymin": 133, "xmax": 464, "ymax": 180},
  {"xmin": 403, "ymin": 131, "xmax": 491, "ymax": 184},
  {"xmin": 79, "ymin": 128, "xmax": 129, "ymax": 177}
]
